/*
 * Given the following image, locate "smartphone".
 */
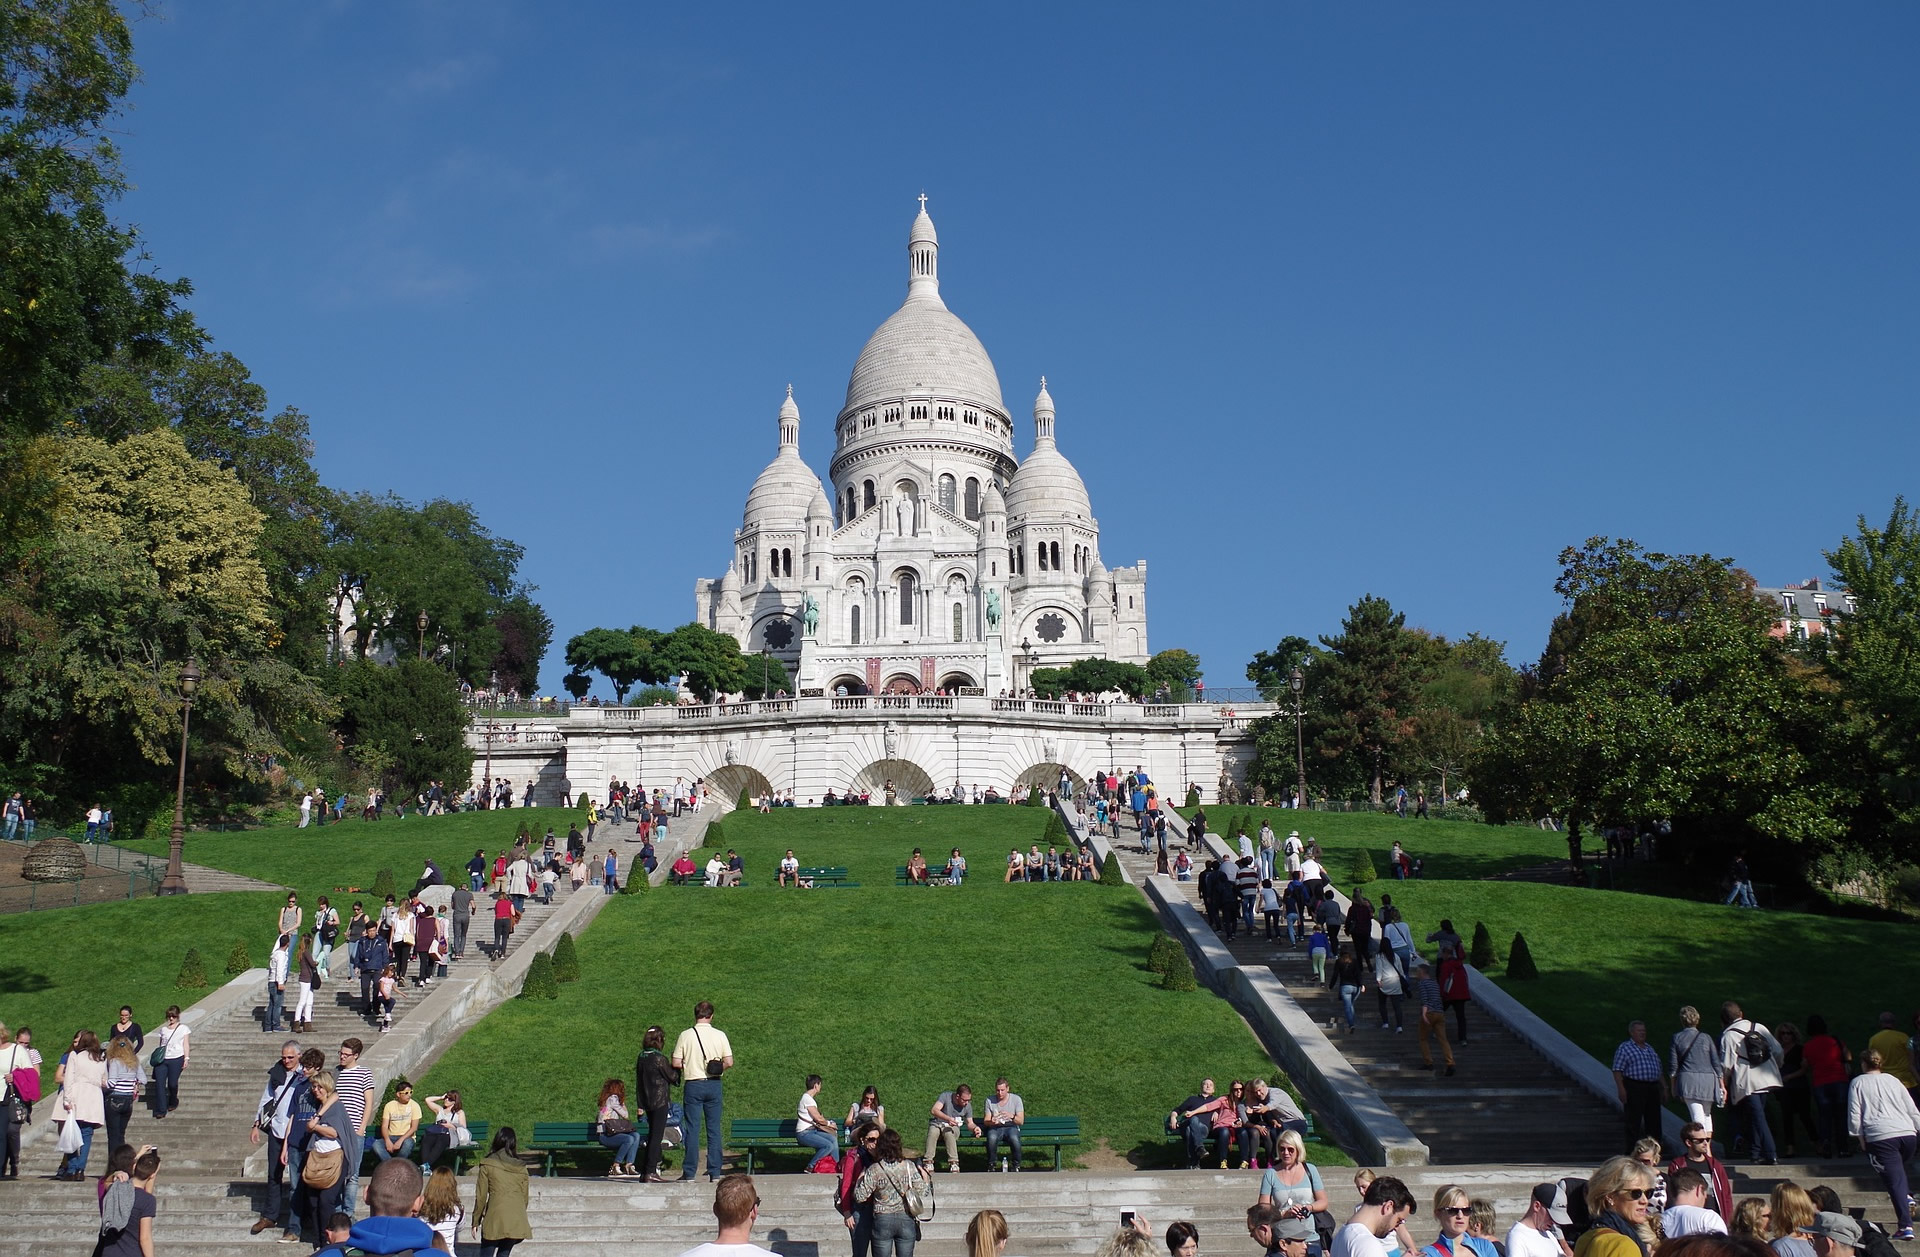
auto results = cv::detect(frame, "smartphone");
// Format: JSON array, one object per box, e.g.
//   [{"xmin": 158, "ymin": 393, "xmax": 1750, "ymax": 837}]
[{"xmin": 1121, "ymin": 1212, "xmax": 1136, "ymax": 1229}]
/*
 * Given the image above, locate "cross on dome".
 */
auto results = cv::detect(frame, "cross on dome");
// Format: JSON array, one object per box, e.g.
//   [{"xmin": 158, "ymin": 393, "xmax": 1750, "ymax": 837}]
[{"xmin": 918, "ymin": 192, "xmax": 927, "ymax": 212}]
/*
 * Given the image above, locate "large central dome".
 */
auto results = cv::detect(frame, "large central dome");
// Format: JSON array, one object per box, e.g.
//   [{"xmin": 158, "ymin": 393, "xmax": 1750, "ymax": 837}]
[{"xmin": 840, "ymin": 203, "xmax": 1006, "ymax": 421}]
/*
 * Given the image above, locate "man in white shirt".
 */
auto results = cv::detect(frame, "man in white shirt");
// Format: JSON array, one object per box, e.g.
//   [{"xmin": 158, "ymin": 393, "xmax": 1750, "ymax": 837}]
[
  {"xmin": 677, "ymin": 1174, "xmax": 779, "ymax": 1257},
  {"xmin": 705, "ymin": 855, "xmax": 727, "ymax": 888},
  {"xmin": 1506, "ymin": 1183, "xmax": 1576, "ymax": 1257},
  {"xmin": 265, "ymin": 935, "xmax": 291, "ymax": 1035},
  {"xmin": 672, "ymin": 1002, "xmax": 734, "ymax": 1183},
  {"xmin": 1331, "ymin": 1175, "xmax": 1416, "ymax": 1257},
  {"xmin": 1660, "ymin": 1169, "xmax": 1729, "ymax": 1238}
]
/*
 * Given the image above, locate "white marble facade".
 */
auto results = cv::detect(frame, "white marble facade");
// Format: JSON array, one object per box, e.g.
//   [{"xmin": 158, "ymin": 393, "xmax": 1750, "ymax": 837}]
[{"xmin": 695, "ymin": 201, "xmax": 1148, "ymax": 698}]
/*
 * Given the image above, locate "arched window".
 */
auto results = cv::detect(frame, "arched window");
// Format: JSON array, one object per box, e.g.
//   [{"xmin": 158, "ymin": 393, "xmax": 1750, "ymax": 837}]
[
  {"xmin": 898, "ymin": 572, "xmax": 916, "ymax": 626},
  {"xmin": 1037, "ymin": 543, "xmax": 1048, "ymax": 572},
  {"xmin": 782, "ymin": 548, "xmax": 792, "ymax": 577},
  {"xmin": 952, "ymin": 603, "xmax": 964, "ymax": 642},
  {"xmin": 1050, "ymin": 541, "xmax": 1062, "ymax": 571},
  {"xmin": 862, "ymin": 480, "xmax": 875, "ymax": 511},
  {"xmin": 768, "ymin": 547, "xmax": 779, "ymax": 581},
  {"xmin": 850, "ymin": 605, "xmax": 861, "ymax": 644},
  {"xmin": 965, "ymin": 477, "xmax": 980, "ymax": 520},
  {"xmin": 845, "ymin": 488, "xmax": 856, "ymax": 522},
  {"xmin": 938, "ymin": 474, "xmax": 956, "ymax": 514}
]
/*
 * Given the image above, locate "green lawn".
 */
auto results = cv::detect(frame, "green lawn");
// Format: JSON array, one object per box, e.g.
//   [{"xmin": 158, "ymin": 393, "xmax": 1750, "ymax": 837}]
[
  {"xmin": 1186, "ymin": 808, "xmax": 1567, "ymax": 880},
  {"xmin": 0, "ymin": 892, "xmax": 284, "ymax": 1088},
  {"xmin": 419, "ymin": 806, "xmax": 1348, "ymax": 1169},
  {"xmin": 110, "ymin": 807, "xmax": 587, "ymax": 904},
  {"xmin": 1371, "ymin": 880, "xmax": 1906, "ymax": 1066}
]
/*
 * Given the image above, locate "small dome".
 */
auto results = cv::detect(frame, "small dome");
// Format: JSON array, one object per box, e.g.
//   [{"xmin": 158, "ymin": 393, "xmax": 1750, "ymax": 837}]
[
  {"xmin": 808, "ymin": 483, "xmax": 832, "ymax": 519},
  {"xmin": 910, "ymin": 204, "xmax": 937, "ymax": 246},
  {"xmin": 1005, "ymin": 444, "xmax": 1092, "ymax": 522},
  {"xmin": 1089, "ymin": 555, "xmax": 1110, "ymax": 583},
  {"xmin": 719, "ymin": 562, "xmax": 740, "ymax": 593},
  {"xmin": 743, "ymin": 448, "xmax": 827, "ymax": 530},
  {"xmin": 980, "ymin": 478, "xmax": 1006, "ymax": 515}
]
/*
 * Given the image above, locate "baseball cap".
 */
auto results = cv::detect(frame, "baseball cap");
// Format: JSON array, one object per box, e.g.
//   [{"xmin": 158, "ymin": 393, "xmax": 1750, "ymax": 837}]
[
  {"xmin": 1532, "ymin": 1183, "xmax": 1572, "ymax": 1227},
  {"xmin": 1802, "ymin": 1214, "xmax": 1862, "ymax": 1247}
]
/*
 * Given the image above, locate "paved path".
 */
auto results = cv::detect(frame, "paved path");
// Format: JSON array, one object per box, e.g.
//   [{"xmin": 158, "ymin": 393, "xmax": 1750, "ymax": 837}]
[{"xmin": 1100, "ymin": 812, "xmax": 1622, "ymax": 1165}]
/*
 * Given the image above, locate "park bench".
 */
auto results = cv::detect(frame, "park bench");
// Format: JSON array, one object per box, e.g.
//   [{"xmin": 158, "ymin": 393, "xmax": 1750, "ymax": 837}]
[
  {"xmin": 529, "ymin": 1118, "xmax": 649, "ymax": 1176},
  {"xmin": 954, "ymin": 1115, "xmax": 1082, "ymax": 1170},
  {"xmin": 1158, "ymin": 1112, "xmax": 1317, "ymax": 1166},
  {"xmin": 772, "ymin": 864, "xmax": 857, "ymax": 888},
  {"xmin": 730, "ymin": 1117, "xmax": 805, "ymax": 1173},
  {"xmin": 895, "ymin": 864, "xmax": 961, "ymax": 886},
  {"xmin": 669, "ymin": 871, "xmax": 749, "ymax": 887},
  {"xmin": 358, "ymin": 1118, "xmax": 490, "ymax": 1174}
]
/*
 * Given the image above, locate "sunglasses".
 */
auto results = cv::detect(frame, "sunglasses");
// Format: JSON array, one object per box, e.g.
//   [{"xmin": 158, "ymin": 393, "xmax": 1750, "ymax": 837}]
[
  {"xmin": 1622, "ymin": 1189, "xmax": 1651, "ymax": 1201},
  {"xmin": 1443, "ymin": 1207, "xmax": 1473, "ymax": 1217}
]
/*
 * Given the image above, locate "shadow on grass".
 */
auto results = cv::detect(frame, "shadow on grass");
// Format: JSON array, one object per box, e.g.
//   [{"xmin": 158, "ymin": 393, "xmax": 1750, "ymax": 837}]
[{"xmin": 0, "ymin": 965, "xmax": 54, "ymax": 995}]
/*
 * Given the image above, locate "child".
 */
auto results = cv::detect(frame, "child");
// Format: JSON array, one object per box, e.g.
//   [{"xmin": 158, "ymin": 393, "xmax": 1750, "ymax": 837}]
[
  {"xmin": 376, "ymin": 963, "xmax": 398, "ymax": 1032},
  {"xmin": 540, "ymin": 864, "xmax": 558, "ymax": 905},
  {"xmin": 1308, "ymin": 925, "xmax": 1330, "ymax": 986}
]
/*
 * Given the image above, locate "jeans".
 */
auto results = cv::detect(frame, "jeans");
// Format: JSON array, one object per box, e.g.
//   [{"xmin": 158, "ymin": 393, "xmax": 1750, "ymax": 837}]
[
  {"xmin": 265, "ymin": 980, "xmax": 285, "ymax": 1032},
  {"xmin": 1241, "ymin": 895, "xmax": 1257, "ymax": 932},
  {"xmin": 1813, "ymin": 1080, "xmax": 1848, "ymax": 1152},
  {"xmin": 262, "ymin": 1131, "xmax": 289, "ymax": 1222},
  {"xmin": 872, "ymin": 1210, "xmax": 918, "ymax": 1257},
  {"xmin": 1337, "ymin": 984, "xmax": 1361, "ymax": 1030},
  {"xmin": 985, "ymin": 1124, "xmax": 1022, "ymax": 1168},
  {"xmin": 798, "ymin": 1126, "xmax": 837, "ymax": 1170},
  {"xmin": 374, "ymin": 1135, "xmax": 414, "ymax": 1162},
  {"xmin": 1181, "ymin": 1115, "xmax": 1212, "ymax": 1166},
  {"xmin": 1376, "ymin": 990, "xmax": 1404, "ymax": 1031},
  {"xmin": 602, "ymin": 1128, "xmax": 642, "ymax": 1165},
  {"xmin": 62, "ymin": 1119, "xmax": 98, "ymax": 1176},
  {"xmin": 850, "ymin": 1203, "xmax": 875, "ymax": 1257},
  {"xmin": 1264, "ymin": 910, "xmax": 1283, "ymax": 940},
  {"xmin": 494, "ymin": 919, "xmax": 511, "ymax": 956},
  {"xmin": 451, "ymin": 915, "xmax": 469, "ymax": 957},
  {"xmin": 602, "ymin": 876, "xmax": 616, "ymax": 895},
  {"xmin": 1212, "ymin": 1126, "xmax": 1254, "ymax": 1167},
  {"xmin": 1866, "ymin": 1134, "xmax": 1917, "ymax": 1231},
  {"xmin": 479, "ymin": 1241, "xmax": 523, "ymax": 1257},
  {"xmin": 1, "ymin": 816, "xmax": 15, "ymax": 840},
  {"xmin": 1725, "ymin": 880, "xmax": 1758, "ymax": 907},
  {"xmin": 104, "ymin": 1094, "xmax": 133, "ymax": 1154},
  {"xmin": 1740, "ymin": 1091, "xmax": 1777, "ymax": 1161},
  {"xmin": 340, "ymin": 1129, "xmax": 362, "ymax": 1217},
  {"xmin": 682, "ymin": 1079, "xmax": 724, "ymax": 1178},
  {"xmin": 155, "ymin": 1056, "xmax": 184, "ymax": 1115},
  {"xmin": 0, "ymin": 1097, "xmax": 18, "ymax": 1175},
  {"xmin": 282, "ymin": 1142, "xmax": 306, "ymax": 1230},
  {"xmin": 1622, "ymin": 1079, "xmax": 1664, "ymax": 1151}
]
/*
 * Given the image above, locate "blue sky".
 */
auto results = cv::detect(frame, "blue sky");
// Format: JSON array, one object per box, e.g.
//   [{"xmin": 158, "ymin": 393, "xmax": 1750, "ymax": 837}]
[{"xmin": 117, "ymin": 3, "xmax": 1920, "ymax": 695}]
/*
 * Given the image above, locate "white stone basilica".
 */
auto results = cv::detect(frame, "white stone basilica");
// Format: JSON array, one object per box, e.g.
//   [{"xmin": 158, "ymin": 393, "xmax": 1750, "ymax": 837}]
[{"xmin": 695, "ymin": 200, "xmax": 1148, "ymax": 697}]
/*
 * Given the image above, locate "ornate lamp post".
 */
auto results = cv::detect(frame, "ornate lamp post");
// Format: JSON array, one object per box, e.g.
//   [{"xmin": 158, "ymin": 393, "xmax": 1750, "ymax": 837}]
[
  {"xmin": 479, "ymin": 717, "xmax": 500, "ymax": 809},
  {"xmin": 157, "ymin": 658, "xmax": 201, "ymax": 896},
  {"xmin": 1289, "ymin": 665, "xmax": 1307, "ymax": 811},
  {"xmin": 416, "ymin": 609, "xmax": 429, "ymax": 661}
]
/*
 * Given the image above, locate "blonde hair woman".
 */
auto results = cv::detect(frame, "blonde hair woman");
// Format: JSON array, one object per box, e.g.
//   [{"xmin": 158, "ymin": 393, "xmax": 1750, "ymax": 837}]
[
  {"xmin": 1420, "ymin": 1185, "xmax": 1494, "ymax": 1257},
  {"xmin": 1669, "ymin": 1006, "xmax": 1720, "ymax": 1136},
  {"xmin": 1764, "ymin": 1183, "xmax": 1815, "ymax": 1257},
  {"xmin": 1730, "ymin": 1200, "xmax": 1770, "ymax": 1240},
  {"xmin": 968, "ymin": 1209, "xmax": 1010, "ymax": 1257},
  {"xmin": 1575, "ymin": 1156, "xmax": 1656, "ymax": 1257}
]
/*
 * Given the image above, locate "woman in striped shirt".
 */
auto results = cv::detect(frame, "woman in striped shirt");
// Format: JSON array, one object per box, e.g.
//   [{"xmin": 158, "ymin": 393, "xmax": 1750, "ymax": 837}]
[{"xmin": 102, "ymin": 1037, "xmax": 145, "ymax": 1156}]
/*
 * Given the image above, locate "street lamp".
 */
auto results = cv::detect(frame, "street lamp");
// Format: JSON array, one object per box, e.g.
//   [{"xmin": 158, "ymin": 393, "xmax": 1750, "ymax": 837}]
[
  {"xmin": 760, "ymin": 650, "xmax": 771, "ymax": 700},
  {"xmin": 416, "ymin": 609, "xmax": 429, "ymax": 661},
  {"xmin": 480, "ymin": 717, "xmax": 500, "ymax": 809},
  {"xmin": 157, "ymin": 658, "xmax": 201, "ymax": 896},
  {"xmin": 1289, "ymin": 665, "xmax": 1307, "ymax": 811}
]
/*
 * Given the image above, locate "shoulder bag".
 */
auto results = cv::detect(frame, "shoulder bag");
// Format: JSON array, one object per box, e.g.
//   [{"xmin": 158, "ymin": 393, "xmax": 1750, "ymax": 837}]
[
  {"xmin": 149, "ymin": 1028, "xmax": 170, "ymax": 1070},
  {"xmin": 888, "ymin": 1161, "xmax": 931, "ymax": 1220},
  {"xmin": 303, "ymin": 1145, "xmax": 344, "ymax": 1189}
]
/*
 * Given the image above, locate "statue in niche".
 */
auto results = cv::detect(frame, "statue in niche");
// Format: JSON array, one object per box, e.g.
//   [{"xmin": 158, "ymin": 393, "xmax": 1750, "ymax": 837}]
[
  {"xmin": 1042, "ymin": 738, "xmax": 1057, "ymax": 764},
  {"xmin": 986, "ymin": 589, "xmax": 1002, "ymax": 631},
  {"xmin": 884, "ymin": 723, "xmax": 899, "ymax": 758},
  {"xmin": 802, "ymin": 594, "xmax": 819, "ymax": 637},
  {"xmin": 724, "ymin": 740, "xmax": 737, "ymax": 765}
]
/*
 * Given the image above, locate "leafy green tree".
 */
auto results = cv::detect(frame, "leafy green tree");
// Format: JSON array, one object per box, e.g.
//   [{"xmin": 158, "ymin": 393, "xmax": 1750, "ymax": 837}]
[
  {"xmin": 1506, "ymin": 932, "xmax": 1539, "ymax": 979},
  {"xmin": 1246, "ymin": 636, "xmax": 1315, "ymax": 699},
  {"xmin": 1313, "ymin": 596, "xmax": 1431, "ymax": 805},
  {"xmin": 562, "ymin": 671, "xmax": 592, "ymax": 701},
  {"xmin": 520, "ymin": 951, "xmax": 559, "ymax": 1000},
  {"xmin": 740, "ymin": 652, "xmax": 793, "ymax": 700},
  {"xmin": 551, "ymin": 931, "xmax": 581, "ymax": 983},
  {"xmin": 225, "ymin": 939, "xmax": 252, "ymax": 974},
  {"xmin": 1160, "ymin": 942, "xmax": 1197, "ymax": 990},
  {"xmin": 1350, "ymin": 848, "xmax": 1377, "ymax": 884},
  {"xmin": 489, "ymin": 594, "xmax": 553, "ymax": 697},
  {"xmin": 566, "ymin": 627, "xmax": 652, "ymax": 702},
  {"xmin": 659, "ymin": 623, "xmax": 750, "ymax": 702},
  {"xmin": 1469, "ymin": 922, "xmax": 1494, "ymax": 969},
  {"xmin": 329, "ymin": 660, "xmax": 473, "ymax": 797},
  {"xmin": 1030, "ymin": 657, "xmax": 1149, "ymax": 699},
  {"xmin": 1146, "ymin": 649, "xmax": 1203, "ymax": 697},
  {"xmin": 175, "ymin": 947, "xmax": 208, "ymax": 989}
]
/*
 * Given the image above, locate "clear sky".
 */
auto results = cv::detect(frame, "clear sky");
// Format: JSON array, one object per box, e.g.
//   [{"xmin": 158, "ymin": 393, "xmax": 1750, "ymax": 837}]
[{"xmin": 114, "ymin": 3, "xmax": 1920, "ymax": 696}]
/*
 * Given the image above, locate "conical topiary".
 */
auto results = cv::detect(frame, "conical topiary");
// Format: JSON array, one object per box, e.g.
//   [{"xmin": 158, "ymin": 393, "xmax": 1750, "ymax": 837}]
[
  {"xmin": 370, "ymin": 867, "xmax": 395, "ymax": 900},
  {"xmin": 516, "ymin": 818, "xmax": 532, "ymax": 841},
  {"xmin": 1161, "ymin": 941, "xmax": 1198, "ymax": 991},
  {"xmin": 1147, "ymin": 933, "xmax": 1180, "ymax": 975},
  {"xmin": 1350, "ymin": 847, "xmax": 1378, "ymax": 885},
  {"xmin": 175, "ymin": 947, "xmax": 208, "ymax": 989},
  {"xmin": 1100, "ymin": 853, "xmax": 1124, "ymax": 886},
  {"xmin": 552, "ymin": 931, "xmax": 581, "ymax": 982},
  {"xmin": 521, "ymin": 951, "xmax": 560, "ymax": 999},
  {"xmin": 1184, "ymin": 785, "xmax": 1200, "ymax": 809},
  {"xmin": 738, "ymin": 788, "xmax": 753, "ymax": 810},
  {"xmin": 225, "ymin": 939, "xmax": 252, "ymax": 975},
  {"xmin": 1469, "ymin": 922, "xmax": 1495, "ymax": 969},
  {"xmin": 705, "ymin": 820, "xmax": 726, "ymax": 848},
  {"xmin": 1507, "ymin": 931, "xmax": 1539, "ymax": 979},
  {"xmin": 578, "ymin": 792, "xmax": 591, "ymax": 809},
  {"xmin": 1025, "ymin": 787, "xmax": 1045, "ymax": 807},
  {"xmin": 1042, "ymin": 811, "xmax": 1068, "ymax": 845}
]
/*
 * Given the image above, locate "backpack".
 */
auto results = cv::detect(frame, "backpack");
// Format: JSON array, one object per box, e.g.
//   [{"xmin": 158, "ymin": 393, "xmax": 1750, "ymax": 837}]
[
  {"xmin": 1738, "ymin": 1023, "xmax": 1771, "ymax": 1066},
  {"xmin": 1858, "ymin": 1221, "xmax": 1900, "ymax": 1257}
]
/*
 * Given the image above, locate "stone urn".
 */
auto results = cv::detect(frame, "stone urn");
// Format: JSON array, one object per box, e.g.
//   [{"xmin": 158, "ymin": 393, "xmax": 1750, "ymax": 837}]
[{"xmin": 22, "ymin": 836, "xmax": 86, "ymax": 882}]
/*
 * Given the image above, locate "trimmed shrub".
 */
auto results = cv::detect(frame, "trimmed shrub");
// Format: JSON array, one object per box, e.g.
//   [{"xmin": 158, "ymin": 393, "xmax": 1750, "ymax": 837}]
[
  {"xmin": 1469, "ymin": 922, "xmax": 1495, "ymax": 969},
  {"xmin": 1184, "ymin": 785, "xmax": 1200, "ymax": 809},
  {"xmin": 1042, "ymin": 811, "xmax": 1068, "ymax": 845},
  {"xmin": 1147, "ymin": 933, "xmax": 1180, "ymax": 975},
  {"xmin": 552, "ymin": 931, "xmax": 582, "ymax": 982},
  {"xmin": 175, "ymin": 947, "xmax": 208, "ymax": 989},
  {"xmin": 1161, "ymin": 942, "xmax": 1198, "ymax": 991},
  {"xmin": 1350, "ymin": 848, "xmax": 1378, "ymax": 885},
  {"xmin": 225, "ymin": 939, "xmax": 252, "ymax": 975},
  {"xmin": 521, "ymin": 951, "xmax": 560, "ymax": 999},
  {"xmin": 705, "ymin": 820, "xmax": 726, "ymax": 848},
  {"xmin": 1100, "ymin": 853, "xmax": 1124, "ymax": 886},
  {"xmin": 1507, "ymin": 931, "xmax": 1539, "ymax": 979},
  {"xmin": 738, "ymin": 788, "xmax": 753, "ymax": 810},
  {"xmin": 578, "ymin": 792, "xmax": 591, "ymax": 809},
  {"xmin": 370, "ymin": 867, "xmax": 395, "ymax": 900},
  {"xmin": 516, "ymin": 819, "xmax": 532, "ymax": 841}
]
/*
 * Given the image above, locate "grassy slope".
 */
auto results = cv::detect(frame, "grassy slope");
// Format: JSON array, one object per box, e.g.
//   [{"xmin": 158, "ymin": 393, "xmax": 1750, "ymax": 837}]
[
  {"xmin": 0, "ymin": 892, "xmax": 285, "ymax": 1086},
  {"xmin": 1360, "ymin": 880, "xmax": 1904, "ymax": 1067},
  {"xmin": 419, "ymin": 805, "xmax": 1349, "ymax": 1167},
  {"xmin": 1184, "ymin": 808, "xmax": 1568, "ymax": 879}
]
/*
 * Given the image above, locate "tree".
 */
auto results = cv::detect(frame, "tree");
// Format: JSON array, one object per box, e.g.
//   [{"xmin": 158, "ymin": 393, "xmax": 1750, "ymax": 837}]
[
  {"xmin": 175, "ymin": 947, "xmax": 208, "ymax": 989},
  {"xmin": 552, "ymin": 931, "xmax": 581, "ymax": 982},
  {"xmin": 1146, "ymin": 649, "xmax": 1203, "ymax": 697},
  {"xmin": 1030, "ymin": 657, "xmax": 1149, "ymax": 699},
  {"xmin": 1312, "ymin": 596, "xmax": 1431, "ymax": 805},
  {"xmin": 1246, "ymin": 636, "xmax": 1315, "ymax": 699},
  {"xmin": 562, "ymin": 671, "xmax": 592, "ymax": 701},
  {"xmin": 1469, "ymin": 922, "xmax": 1494, "ymax": 969},
  {"xmin": 1470, "ymin": 538, "xmax": 1841, "ymax": 876},
  {"xmin": 329, "ymin": 660, "xmax": 473, "ymax": 798},
  {"xmin": 520, "ymin": 951, "xmax": 559, "ymax": 999},
  {"xmin": 1506, "ymin": 932, "xmax": 1539, "ymax": 979},
  {"xmin": 740, "ymin": 652, "xmax": 793, "ymax": 701},
  {"xmin": 489, "ymin": 594, "xmax": 553, "ymax": 697},
  {"xmin": 566, "ymin": 627, "xmax": 652, "ymax": 703},
  {"xmin": 1350, "ymin": 848, "xmax": 1377, "ymax": 885},
  {"xmin": 1160, "ymin": 942, "xmax": 1197, "ymax": 991},
  {"xmin": 658, "ymin": 623, "xmax": 750, "ymax": 702}
]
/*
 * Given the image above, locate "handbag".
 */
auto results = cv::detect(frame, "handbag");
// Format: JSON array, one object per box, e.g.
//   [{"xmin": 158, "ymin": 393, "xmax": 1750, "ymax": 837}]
[
  {"xmin": 302, "ymin": 1146, "xmax": 343, "ymax": 1189},
  {"xmin": 149, "ymin": 1028, "xmax": 169, "ymax": 1070},
  {"xmin": 889, "ymin": 1162, "xmax": 930, "ymax": 1220},
  {"xmin": 601, "ymin": 1116, "xmax": 637, "ymax": 1136}
]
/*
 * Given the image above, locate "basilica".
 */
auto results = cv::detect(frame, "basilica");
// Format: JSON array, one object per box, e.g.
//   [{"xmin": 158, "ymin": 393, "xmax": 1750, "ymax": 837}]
[{"xmin": 695, "ymin": 201, "xmax": 1149, "ymax": 696}]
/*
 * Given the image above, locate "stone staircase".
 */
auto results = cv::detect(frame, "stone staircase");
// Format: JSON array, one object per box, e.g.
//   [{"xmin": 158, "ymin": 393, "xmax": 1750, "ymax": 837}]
[
  {"xmin": 1105, "ymin": 831, "xmax": 1623, "ymax": 1165},
  {"xmin": 2, "ymin": 1163, "xmax": 1900, "ymax": 1256}
]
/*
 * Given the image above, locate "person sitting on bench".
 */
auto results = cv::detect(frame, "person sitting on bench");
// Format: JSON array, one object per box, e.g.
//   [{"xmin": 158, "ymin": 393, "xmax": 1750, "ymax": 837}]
[
  {"xmin": 778, "ymin": 850, "xmax": 801, "ymax": 887},
  {"xmin": 906, "ymin": 849, "xmax": 929, "ymax": 885}
]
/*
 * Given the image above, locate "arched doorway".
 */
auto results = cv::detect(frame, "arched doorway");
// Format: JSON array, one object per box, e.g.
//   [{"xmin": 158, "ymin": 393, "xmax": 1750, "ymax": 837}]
[
  {"xmin": 706, "ymin": 764, "xmax": 775, "ymax": 811},
  {"xmin": 881, "ymin": 674, "xmax": 920, "ymax": 695},
  {"xmin": 848, "ymin": 758, "xmax": 936, "ymax": 804},
  {"xmin": 937, "ymin": 671, "xmax": 977, "ymax": 692},
  {"xmin": 1015, "ymin": 762, "xmax": 1087, "ymax": 797},
  {"xmin": 828, "ymin": 675, "xmax": 869, "ymax": 697}
]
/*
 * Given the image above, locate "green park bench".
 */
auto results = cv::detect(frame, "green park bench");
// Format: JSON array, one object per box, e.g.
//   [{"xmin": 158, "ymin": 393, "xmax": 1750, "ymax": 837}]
[
  {"xmin": 1159, "ymin": 1112, "xmax": 1316, "ymax": 1165},
  {"xmin": 772, "ymin": 864, "xmax": 857, "ymax": 888},
  {"xmin": 895, "ymin": 864, "xmax": 943, "ymax": 886},
  {"xmin": 669, "ymin": 872, "xmax": 749, "ymax": 887},
  {"xmin": 730, "ymin": 1117, "xmax": 805, "ymax": 1173},
  {"xmin": 528, "ymin": 1118, "xmax": 650, "ymax": 1176},
  {"xmin": 954, "ymin": 1115, "xmax": 1082, "ymax": 1170},
  {"xmin": 358, "ymin": 1118, "xmax": 490, "ymax": 1174}
]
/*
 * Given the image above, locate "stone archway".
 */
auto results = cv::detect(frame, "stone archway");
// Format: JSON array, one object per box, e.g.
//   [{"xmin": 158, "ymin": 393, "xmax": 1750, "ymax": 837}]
[
  {"xmin": 707, "ymin": 764, "xmax": 774, "ymax": 810},
  {"xmin": 828, "ymin": 674, "xmax": 870, "ymax": 696},
  {"xmin": 848, "ymin": 758, "xmax": 936, "ymax": 804},
  {"xmin": 1015, "ymin": 762, "xmax": 1087, "ymax": 796},
  {"xmin": 881, "ymin": 674, "xmax": 921, "ymax": 695},
  {"xmin": 937, "ymin": 670, "xmax": 977, "ymax": 692}
]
